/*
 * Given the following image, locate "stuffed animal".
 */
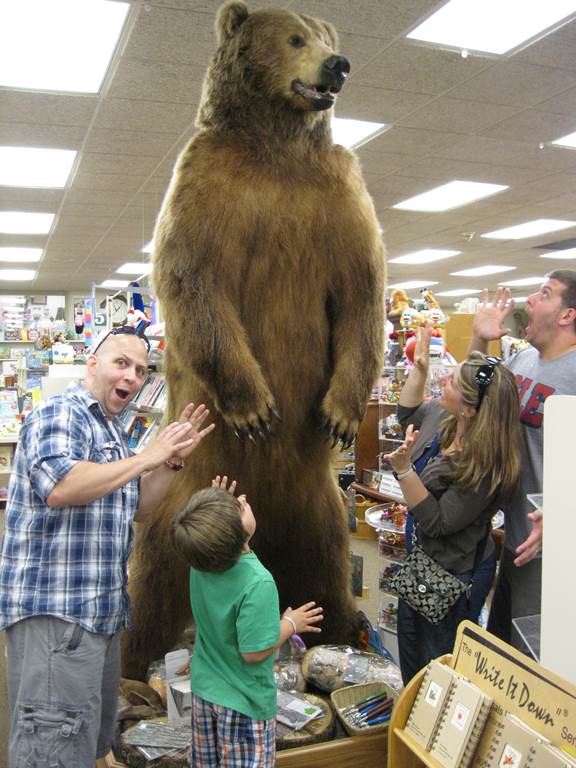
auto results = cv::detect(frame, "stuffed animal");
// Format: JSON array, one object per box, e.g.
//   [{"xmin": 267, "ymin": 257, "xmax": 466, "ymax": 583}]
[{"xmin": 122, "ymin": 1, "xmax": 385, "ymax": 679}]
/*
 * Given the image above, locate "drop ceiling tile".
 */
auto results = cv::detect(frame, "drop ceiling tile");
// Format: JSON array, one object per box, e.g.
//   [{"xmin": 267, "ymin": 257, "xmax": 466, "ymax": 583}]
[
  {"xmin": 514, "ymin": 18, "xmax": 576, "ymax": 71},
  {"xmin": 290, "ymin": 0, "xmax": 440, "ymax": 41},
  {"xmin": 397, "ymin": 97, "xmax": 519, "ymax": 133},
  {"xmin": 482, "ymin": 110, "xmax": 576, "ymax": 143},
  {"xmin": 448, "ymin": 61, "xmax": 576, "ymax": 108},
  {"xmin": 0, "ymin": 122, "xmax": 84, "ymax": 149},
  {"xmin": 352, "ymin": 41, "xmax": 491, "ymax": 95},
  {"xmin": 0, "ymin": 189, "xmax": 63, "ymax": 206},
  {"xmin": 336, "ymin": 85, "xmax": 432, "ymax": 123},
  {"xmin": 79, "ymin": 153, "xmax": 161, "ymax": 177},
  {"xmin": 107, "ymin": 59, "xmax": 205, "ymax": 104},
  {"xmin": 70, "ymin": 171, "xmax": 148, "ymax": 194},
  {"xmin": 360, "ymin": 125, "xmax": 468, "ymax": 156},
  {"xmin": 122, "ymin": 6, "xmax": 215, "ymax": 66},
  {"xmin": 0, "ymin": 91, "xmax": 97, "ymax": 127},
  {"xmin": 82, "ymin": 128, "xmax": 180, "ymax": 157},
  {"xmin": 95, "ymin": 98, "xmax": 195, "ymax": 134}
]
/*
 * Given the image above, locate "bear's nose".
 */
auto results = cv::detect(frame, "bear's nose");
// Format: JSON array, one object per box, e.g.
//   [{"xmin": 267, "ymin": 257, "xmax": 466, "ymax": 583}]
[{"xmin": 322, "ymin": 55, "xmax": 351, "ymax": 80}]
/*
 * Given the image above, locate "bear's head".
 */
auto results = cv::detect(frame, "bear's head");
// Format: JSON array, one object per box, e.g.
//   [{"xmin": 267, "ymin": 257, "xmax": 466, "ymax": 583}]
[{"xmin": 197, "ymin": 1, "xmax": 350, "ymax": 130}]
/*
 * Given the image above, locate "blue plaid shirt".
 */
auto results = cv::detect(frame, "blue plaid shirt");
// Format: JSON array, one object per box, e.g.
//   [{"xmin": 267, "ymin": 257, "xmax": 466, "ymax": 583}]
[{"xmin": 0, "ymin": 381, "xmax": 140, "ymax": 635}]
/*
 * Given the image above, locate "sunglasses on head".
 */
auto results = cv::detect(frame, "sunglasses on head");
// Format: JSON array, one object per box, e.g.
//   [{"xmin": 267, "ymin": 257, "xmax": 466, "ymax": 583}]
[
  {"xmin": 93, "ymin": 326, "xmax": 151, "ymax": 354},
  {"xmin": 474, "ymin": 355, "xmax": 502, "ymax": 409}
]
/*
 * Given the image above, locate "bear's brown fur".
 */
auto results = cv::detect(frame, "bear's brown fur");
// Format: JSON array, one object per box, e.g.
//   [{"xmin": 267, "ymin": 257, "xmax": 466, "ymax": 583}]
[{"xmin": 122, "ymin": 1, "xmax": 385, "ymax": 680}]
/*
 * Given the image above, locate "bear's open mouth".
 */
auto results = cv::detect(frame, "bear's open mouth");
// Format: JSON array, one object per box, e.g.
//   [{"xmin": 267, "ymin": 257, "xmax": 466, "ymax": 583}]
[{"xmin": 292, "ymin": 80, "xmax": 338, "ymax": 105}]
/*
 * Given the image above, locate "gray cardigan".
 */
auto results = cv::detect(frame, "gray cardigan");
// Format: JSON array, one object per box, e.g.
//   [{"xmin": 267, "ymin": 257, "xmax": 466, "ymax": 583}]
[{"xmin": 397, "ymin": 399, "xmax": 496, "ymax": 573}]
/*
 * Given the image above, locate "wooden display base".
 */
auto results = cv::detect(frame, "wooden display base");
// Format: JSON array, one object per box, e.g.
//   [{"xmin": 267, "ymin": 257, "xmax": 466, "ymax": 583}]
[{"xmin": 104, "ymin": 730, "xmax": 388, "ymax": 768}]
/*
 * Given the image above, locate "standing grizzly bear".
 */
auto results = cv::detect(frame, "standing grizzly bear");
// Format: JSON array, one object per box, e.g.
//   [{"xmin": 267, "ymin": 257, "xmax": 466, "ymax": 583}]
[{"xmin": 123, "ymin": 1, "xmax": 385, "ymax": 680}]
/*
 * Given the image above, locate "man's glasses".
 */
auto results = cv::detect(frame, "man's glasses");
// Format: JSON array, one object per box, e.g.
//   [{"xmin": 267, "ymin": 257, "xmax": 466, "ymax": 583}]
[
  {"xmin": 474, "ymin": 356, "xmax": 502, "ymax": 409},
  {"xmin": 92, "ymin": 326, "xmax": 151, "ymax": 354}
]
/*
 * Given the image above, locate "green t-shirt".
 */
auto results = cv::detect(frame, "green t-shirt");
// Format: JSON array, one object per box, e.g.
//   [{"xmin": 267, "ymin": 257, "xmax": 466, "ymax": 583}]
[{"xmin": 189, "ymin": 551, "xmax": 280, "ymax": 720}]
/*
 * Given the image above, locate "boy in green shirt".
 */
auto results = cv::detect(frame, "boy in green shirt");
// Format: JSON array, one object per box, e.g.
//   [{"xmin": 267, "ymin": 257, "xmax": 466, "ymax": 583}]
[{"xmin": 171, "ymin": 476, "xmax": 323, "ymax": 767}]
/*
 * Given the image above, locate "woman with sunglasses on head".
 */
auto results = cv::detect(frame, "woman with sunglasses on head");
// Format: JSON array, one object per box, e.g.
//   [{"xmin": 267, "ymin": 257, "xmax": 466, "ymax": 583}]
[{"xmin": 383, "ymin": 326, "xmax": 521, "ymax": 685}]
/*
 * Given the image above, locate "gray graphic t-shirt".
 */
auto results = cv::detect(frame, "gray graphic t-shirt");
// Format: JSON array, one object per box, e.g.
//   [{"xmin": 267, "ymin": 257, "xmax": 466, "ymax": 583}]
[{"xmin": 505, "ymin": 346, "xmax": 576, "ymax": 553}]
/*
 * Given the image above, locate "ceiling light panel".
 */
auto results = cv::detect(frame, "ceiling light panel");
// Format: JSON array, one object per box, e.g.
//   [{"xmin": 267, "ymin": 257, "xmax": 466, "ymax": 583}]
[
  {"xmin": 540, "ymin": 247, "xmax": 576, "ymax": 259},
  {"xmin": 551, "ymin": 130, "xmax": 576, "ymax": 149},
  {"xmin": 0, "ymin": 147, "xmax": 77, "ymax": 188},
  {"xmin": 0, "ymin": 269, "xmax": 36, "ymax": 281},
  {"xmin": 116, "ymin": 262, "xmax": 152, "ymax": 275},
  {"xmin": 0, "ymin": 247, "xmax": 43, "ymax": 263},
  {"xmin": 0, "ymin": 212, "xmax": 54, "ymax": 234},
  {"xmin": 436, "ymin": 288, "xmax": 483, "ymax": 296},
  {"xmin": 0, "ymin": 0, "xmax": 130, "ymax": 93},
  {"xmin": 482, "ymin": 219, "xmax": 576, "ymax": 239},
  {"xmin": 393, "ymin": 180, "xmax": 507, "ymax": 212},
  {"xmin": 499, "ymin": 277, "xmax": 546, "ymax": 286},
  {"xmin": 99, "ymin": 279, "xmax": 130, "ymax": 288},
  {"xmin": 332, "ymin": 117, "xmax": 387, "ymax": 149},
  {"xmin": 450, "ymin": 265, "xmax": 516, "ymax": 277},
  {"xmin": 389, "ymin": 249, "xmax": 461, "ymax": 265},
  {"xmin": 388, "ymin": 280, "xmax": 438, "ymax": 290},
  {"xmin": 407, "ymin": 0, "xmax": 576, "ymax": 56}
]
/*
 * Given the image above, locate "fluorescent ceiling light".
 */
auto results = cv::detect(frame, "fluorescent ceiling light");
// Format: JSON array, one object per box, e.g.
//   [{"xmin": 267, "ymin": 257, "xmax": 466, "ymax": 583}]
[
  {"xmin": 332, "ymin": 117, "xmax": 387, "ymax": 149},
  {"xmin": 540, "ymin": 247, "xmax": 576, "ymax": 259},
  {"xmin": 116, "ymin": 262, "xmax": 152, "ymax": 275},
  {"xmin": 0, "ymin": 147, "xmax": 77, "ymax": 188},
  {"xmin": 99, "ymin": 279, "xmax": 130, "ymax": 288},
  {"xmin": 388, "ymin": 280, "xmax": 438, "ymax": 290},
  {"xmin": 141, "ymin": 240, "xmax": 154, "ymax": 254},
  {"xmin": 482, "ymin": 219, "xmax": 576, "ymax": 240},
  {"xmin": 0, "ymin": 270, "xmax": 36, "ymax": 281},
  {"xmin": 512, "ymin": 296, "xmax": 528, "ymax": 303},
  {"xmin": 0, "ymin": 247, "xmax": 43, "ymax": 263},
  {"xmin": 0, "ymin": 212, "xmax": 55, "ymax": 234},
  {"xmin": 436, "ymin": 288, "xmax": 483, "ymax": 297},
  {"xmin": 393, "ymin": 180, "xmax": 507, "ymax": 212},
  {"xmin": 450, "ymin": 265, "xmax": 516, "ymax": 277},
  {"xmin": 389, "ymin": 249, "xmax": 461, "ymax": 265},
  {"xmin": 499, "ymin": 277, "xmax": 546, "ymax": 287},
  {"xmin": 407, "ymin": 0, "xmax": 576, "ymax": 55},
  {"xmin": 0, "ymin": 0, "xmax": 130, "ymax": 93},
  {"xmin": 551, "ymin": 130, "xmax": 576, "ymax": 149},
  {"xmin": 1, "ymin": 296, "xmax": 25, "ymax": 304}
]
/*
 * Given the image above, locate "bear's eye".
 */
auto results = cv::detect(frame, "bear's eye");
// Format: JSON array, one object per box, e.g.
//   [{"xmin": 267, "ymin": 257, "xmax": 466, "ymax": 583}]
[{"xmin": 289, "ymin": 34, "xmax": 305, "ymax": 49}]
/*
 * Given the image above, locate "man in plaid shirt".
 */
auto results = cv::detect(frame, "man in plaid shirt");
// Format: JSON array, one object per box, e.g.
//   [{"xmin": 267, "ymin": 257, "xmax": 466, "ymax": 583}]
[{"xmin": 0, "ymin": 327, "xmax": 214, "ymax": 767}]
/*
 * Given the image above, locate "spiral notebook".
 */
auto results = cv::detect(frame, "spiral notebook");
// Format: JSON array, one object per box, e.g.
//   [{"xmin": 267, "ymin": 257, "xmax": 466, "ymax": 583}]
[
  {"xmin": 429, "ymin": 675, "xmax": 492, "ymax": 768},
  {"xmin": 474, "ymin": 712, "xmax": 548, "ymax": 768},
  {"xmin": 404, "ymin": 660, "xmax": 459, "ymax": 749},
  {"xmin": 529, "ymin": 742, "xmax": 576, "ymax": 768}
]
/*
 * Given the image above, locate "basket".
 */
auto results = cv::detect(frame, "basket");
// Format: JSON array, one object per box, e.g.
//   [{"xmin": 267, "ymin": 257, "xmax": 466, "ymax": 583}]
[{"xmin": 330, "ymin": 681, "xmax": 398, "ymax": 736}]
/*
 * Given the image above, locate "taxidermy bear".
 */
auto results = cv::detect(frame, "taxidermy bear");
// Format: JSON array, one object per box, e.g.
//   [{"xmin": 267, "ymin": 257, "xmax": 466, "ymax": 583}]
[{"xmin": 123, "ymin": 0, "xmax": 385, "ymax": 679}]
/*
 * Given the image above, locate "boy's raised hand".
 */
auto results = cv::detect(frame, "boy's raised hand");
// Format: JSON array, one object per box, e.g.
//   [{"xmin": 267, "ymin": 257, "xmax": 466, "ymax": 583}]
[
  {"xmin": 212, "ymin": 475, "xmax": 237, "ymax": 494},
  {"xmin": 283, "ymin": 602, "xmax": 323, "ymax": 634}
]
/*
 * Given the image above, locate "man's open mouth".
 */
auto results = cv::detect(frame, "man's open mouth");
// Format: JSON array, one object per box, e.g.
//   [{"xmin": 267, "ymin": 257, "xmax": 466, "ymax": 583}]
[{"xmin": 116, "ymin": 388, "xmax": 130, "ymax": 401}]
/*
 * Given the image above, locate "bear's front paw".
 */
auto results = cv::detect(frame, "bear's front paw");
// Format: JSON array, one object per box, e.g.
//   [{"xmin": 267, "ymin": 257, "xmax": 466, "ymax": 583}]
[
  {"xmin": 222, "ymin": 397, "xmax": 281, "ymax": 443},
  {"xmin": 320, "ymin": 395, "xmax": 361, "ymax": 450}
]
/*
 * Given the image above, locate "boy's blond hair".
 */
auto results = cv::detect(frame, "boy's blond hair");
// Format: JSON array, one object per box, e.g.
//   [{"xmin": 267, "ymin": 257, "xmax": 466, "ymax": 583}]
[{"xmin": 171, "ymin": 487, "xmax": 247, "ymax": 572}]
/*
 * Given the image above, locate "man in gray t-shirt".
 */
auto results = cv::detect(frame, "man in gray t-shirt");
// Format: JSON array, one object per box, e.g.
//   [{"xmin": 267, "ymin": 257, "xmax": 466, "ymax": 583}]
[{"xmin": 470, "ymin": 270, "xmax": 576, "ymax": 648}]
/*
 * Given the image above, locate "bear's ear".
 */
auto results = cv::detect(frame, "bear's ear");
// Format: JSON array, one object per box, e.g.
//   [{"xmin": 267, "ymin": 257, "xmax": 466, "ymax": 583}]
[
  {"xmin": 216, "ymin": 1, "xmax": 249, "ymax": 43},
  {"xmin": 322, "ymin": 21, "xmax": 338, "ymax": 50}
]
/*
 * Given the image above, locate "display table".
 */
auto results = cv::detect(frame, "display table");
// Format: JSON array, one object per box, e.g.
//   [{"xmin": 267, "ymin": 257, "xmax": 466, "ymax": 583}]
[
  {"xmin": 104, "ymin": 731, "xmax": 388, "ymax": 768},
  {"xmin": 511, "ymin": 613, "xmax": 541, "ymax": 661}
]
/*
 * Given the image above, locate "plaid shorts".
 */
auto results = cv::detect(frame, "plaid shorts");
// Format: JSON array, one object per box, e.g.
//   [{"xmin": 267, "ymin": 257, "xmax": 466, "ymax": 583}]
[{"xmin": 191, "ymin": 693, "xmax": 276, "ymax": 768}]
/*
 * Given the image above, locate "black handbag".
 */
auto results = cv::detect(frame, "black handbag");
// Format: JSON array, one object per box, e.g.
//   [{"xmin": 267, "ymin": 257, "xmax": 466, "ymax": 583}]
[{"xmin": 389, "ymin": 545, "xmax": 467, "ymax": 625}]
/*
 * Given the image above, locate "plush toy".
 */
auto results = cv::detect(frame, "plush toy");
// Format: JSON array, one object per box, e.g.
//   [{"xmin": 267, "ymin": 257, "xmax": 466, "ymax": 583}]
[
  {"xmin": 123, "ymin": 0, "xmax": 385, "ymax": 679},
  {"xmin": 420, "ymin": 287, "xmax": 440, "ymax": 309},
  {"xmin": 388, "ymin": 289, "xmax": 410, "ymax": 318}
]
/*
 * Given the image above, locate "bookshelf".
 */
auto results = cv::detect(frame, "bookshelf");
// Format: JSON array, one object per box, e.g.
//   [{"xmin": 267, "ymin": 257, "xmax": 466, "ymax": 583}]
[
  {"xmin": 388, "ymin": 621, "xmax": 576, "ymax": 767},
  {"xmin": 119, "ymin": 372, "xmax": 166, "ymax": 452}
]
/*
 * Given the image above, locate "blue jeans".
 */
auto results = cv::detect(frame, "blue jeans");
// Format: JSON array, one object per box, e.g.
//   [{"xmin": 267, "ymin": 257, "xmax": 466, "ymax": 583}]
[{"xmin": 398, "ymin": 553, "xmax": 496, "ymax": 685}]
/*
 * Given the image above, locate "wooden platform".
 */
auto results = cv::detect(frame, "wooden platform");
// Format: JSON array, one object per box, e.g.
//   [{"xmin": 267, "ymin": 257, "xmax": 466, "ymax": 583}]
[{"xmin": 103, "ymin": 730, "xmax": 388, "ymax": 768}]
